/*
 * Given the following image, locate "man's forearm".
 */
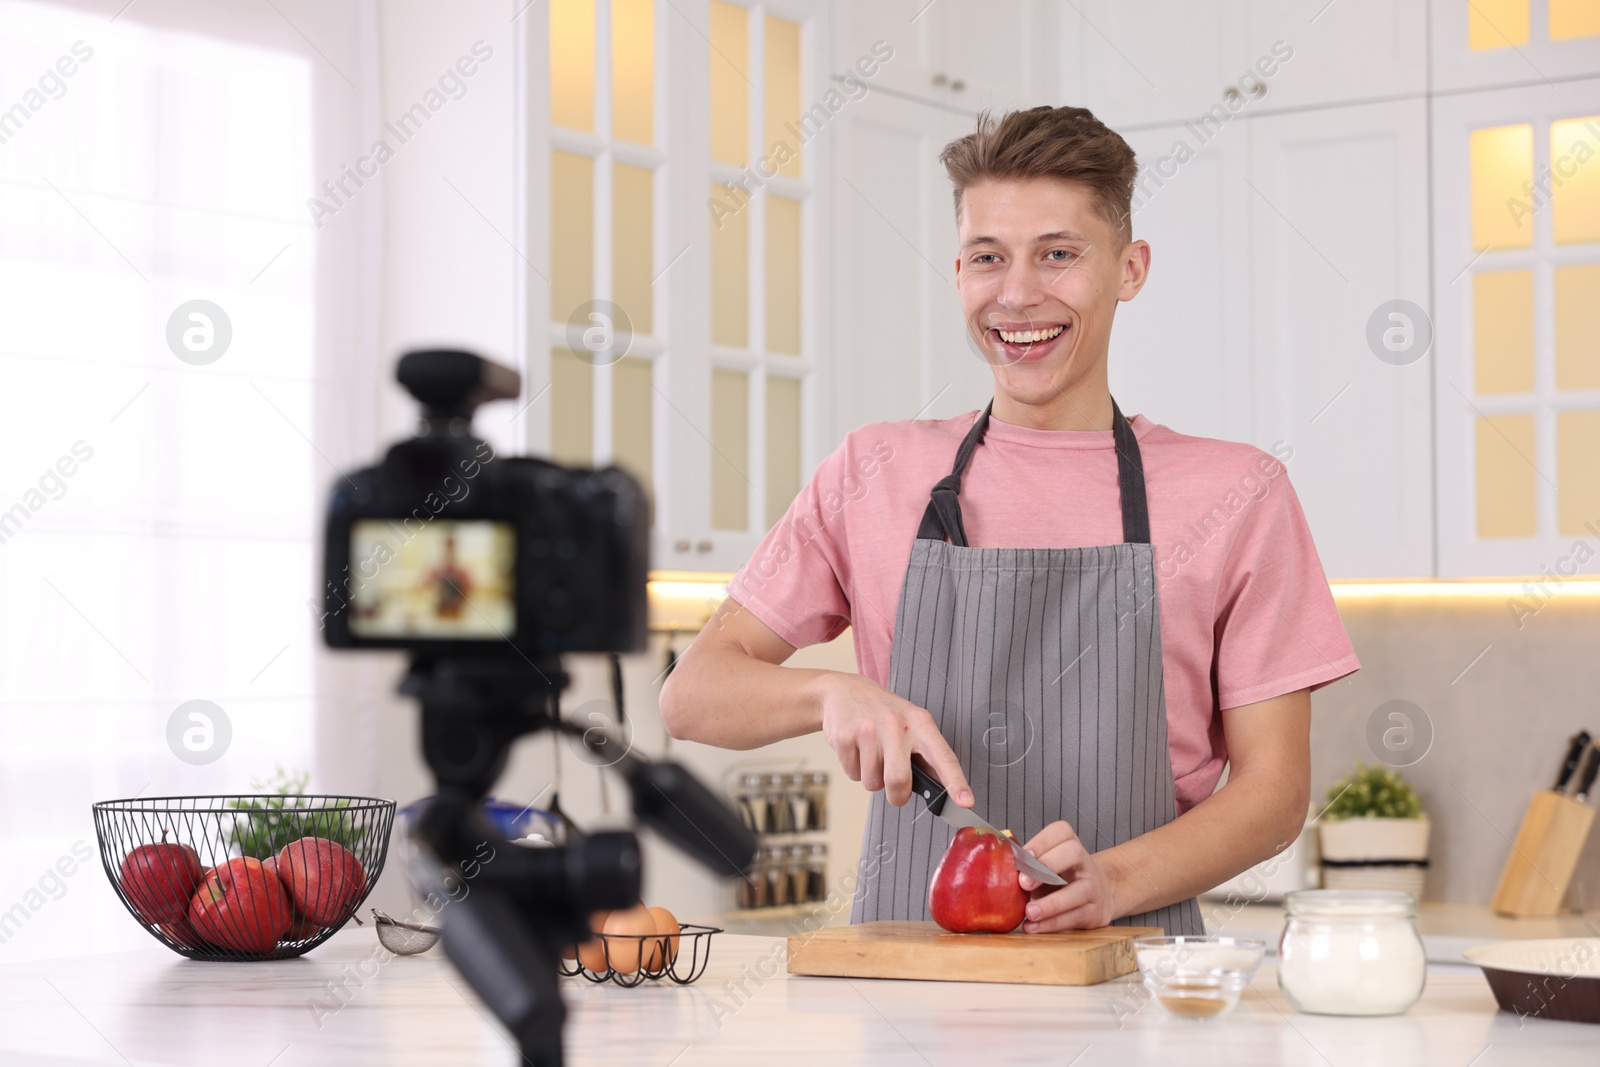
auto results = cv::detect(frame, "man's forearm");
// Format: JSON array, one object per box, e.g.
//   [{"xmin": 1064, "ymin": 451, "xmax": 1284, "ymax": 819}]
[
  {"xmin": 659, "ymin": 640, "xmax": 833, "ymax": 749},
  {"xmin": 1099, "ymin": 765, "xmax": 1309, "ymax": 919}
]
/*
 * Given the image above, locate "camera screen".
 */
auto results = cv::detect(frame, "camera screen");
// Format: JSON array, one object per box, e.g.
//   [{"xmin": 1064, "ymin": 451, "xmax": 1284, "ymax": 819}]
[{"xmin": 348, "ymin": 519, "xmax": 515, "ymax": 639}]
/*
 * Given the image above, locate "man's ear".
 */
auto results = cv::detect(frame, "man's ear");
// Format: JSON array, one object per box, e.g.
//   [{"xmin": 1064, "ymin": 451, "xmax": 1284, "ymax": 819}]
[{"xmin": 1117, "ymin": 240, "xmax": 1152, "ymax": 302}]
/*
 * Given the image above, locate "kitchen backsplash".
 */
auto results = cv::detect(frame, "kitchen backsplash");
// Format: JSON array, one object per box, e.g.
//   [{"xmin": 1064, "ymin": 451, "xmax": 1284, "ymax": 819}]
[{"xmin": 1314, "ymin": 589, "xmax": 1600, "ymax": 910}]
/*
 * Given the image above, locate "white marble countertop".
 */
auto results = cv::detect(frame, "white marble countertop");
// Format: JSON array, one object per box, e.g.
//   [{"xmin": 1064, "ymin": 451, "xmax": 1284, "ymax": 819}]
[{"xmin": 1, "ymin": 927, "xmax": 1597, "ymax": 1066}]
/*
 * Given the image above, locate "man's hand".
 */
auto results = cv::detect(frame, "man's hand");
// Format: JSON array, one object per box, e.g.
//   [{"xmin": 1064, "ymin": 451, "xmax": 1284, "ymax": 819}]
[
  {"xmin": 1016, "ymin": 820, "xmax": 1119, "ymax": 932},
  {"xmin": 818, "ymin": 673, "xmax": 974, "ymax": 808}
]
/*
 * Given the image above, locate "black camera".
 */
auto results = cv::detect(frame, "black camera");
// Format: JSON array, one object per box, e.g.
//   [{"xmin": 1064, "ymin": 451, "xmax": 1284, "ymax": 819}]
[
  {"xmin": 319, "ymin": 348, "xmax": 649, "ymax": 656},
  {"xmin": 320, "ymin": 350, "xmax": 755, "ymax": 1067}
]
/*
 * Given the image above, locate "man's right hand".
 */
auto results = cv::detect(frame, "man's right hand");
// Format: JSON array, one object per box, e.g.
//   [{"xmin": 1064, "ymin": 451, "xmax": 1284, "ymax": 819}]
[{"xmin": 817, "ymin": 672, "xmax": 974, "ymax": 809}]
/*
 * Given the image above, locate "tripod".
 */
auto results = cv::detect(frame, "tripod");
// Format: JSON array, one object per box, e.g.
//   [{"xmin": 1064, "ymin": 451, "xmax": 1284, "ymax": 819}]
[{"xmin": 402, "ymin": 653, "xmax": 754, "ymax": 1066}]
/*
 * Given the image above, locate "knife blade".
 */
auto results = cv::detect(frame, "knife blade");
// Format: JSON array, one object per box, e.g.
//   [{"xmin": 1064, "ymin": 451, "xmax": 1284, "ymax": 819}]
[
  {"xmin": 1554, "ymin": 730, "xmax": 1592, "ymax": 792},
  {"xmin": 908, "ymin": 761, "xmax": 1067, "ymax": 886}
]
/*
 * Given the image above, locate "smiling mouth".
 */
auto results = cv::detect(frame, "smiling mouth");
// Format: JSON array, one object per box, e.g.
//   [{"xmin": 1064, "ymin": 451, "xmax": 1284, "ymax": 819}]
[{"xmin": 994, "ymin": 324, "xmax": 1066, "ymax": 345}]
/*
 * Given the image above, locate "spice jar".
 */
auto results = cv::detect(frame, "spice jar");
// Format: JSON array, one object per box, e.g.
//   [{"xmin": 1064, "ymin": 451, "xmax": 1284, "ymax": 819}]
[
  {"xmin": 1277, "ymin": 890, "xmax": 1426, "ymax": 1015},
  {"xmin": 806, "ymin": 843, "xmax": 827, "ymax": 902},
  {"xmin": 786, "ymin": 845, "xmax": 809, "ymax": 905},
  {"xmin": 804, "ymin": 771, "xmax": 828, "ymax": 830}
]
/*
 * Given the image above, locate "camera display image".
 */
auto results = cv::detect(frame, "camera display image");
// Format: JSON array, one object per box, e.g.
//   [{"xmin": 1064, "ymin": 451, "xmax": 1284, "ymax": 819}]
[{"xmin": 348, "ymin": 519, "xmax": 515, "ymax": 638}]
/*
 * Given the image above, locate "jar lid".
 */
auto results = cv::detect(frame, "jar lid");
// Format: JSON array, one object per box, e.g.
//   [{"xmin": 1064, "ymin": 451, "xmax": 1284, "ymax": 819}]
[{"xmin": 1285, "ymin": 889, "xmax": 1417, "ymax": 919}]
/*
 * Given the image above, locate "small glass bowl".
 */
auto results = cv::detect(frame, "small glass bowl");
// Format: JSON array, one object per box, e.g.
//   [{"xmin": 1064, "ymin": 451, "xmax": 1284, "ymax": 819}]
[{"xmin": 1133, "ymin": 936, "xmax": 1267, "ymax": 1020}]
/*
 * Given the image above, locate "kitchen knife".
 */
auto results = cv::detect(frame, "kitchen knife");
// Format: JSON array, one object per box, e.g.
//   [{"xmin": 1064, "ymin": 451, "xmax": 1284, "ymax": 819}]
[
  {"xmin": 1574, "ymin": 745, "xmax": 1600, "ymax": 803},
  {"xmin": 908, "ymin": 761, "xmax": 1067, "ymax": 886},
  {"xmin": 1554, "ymin": 730, "xmax": 1592, "ymax": 792}
]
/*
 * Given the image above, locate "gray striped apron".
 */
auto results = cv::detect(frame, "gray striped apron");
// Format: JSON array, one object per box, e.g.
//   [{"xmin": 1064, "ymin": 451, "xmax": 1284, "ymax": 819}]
[{"xmin": 850, "ymin": 400, "xmax": 1204, "ymax": 936}]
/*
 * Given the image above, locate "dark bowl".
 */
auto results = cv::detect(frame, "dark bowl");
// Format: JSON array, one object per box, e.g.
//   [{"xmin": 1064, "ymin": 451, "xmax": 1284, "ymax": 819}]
[
  {"xmin": 1463, "ymin": 938, "xmax": 1600, "ymax": 1024},
  {"xmin": 93, "ymin": 794, "xmax": 395, "ymax": 961}
]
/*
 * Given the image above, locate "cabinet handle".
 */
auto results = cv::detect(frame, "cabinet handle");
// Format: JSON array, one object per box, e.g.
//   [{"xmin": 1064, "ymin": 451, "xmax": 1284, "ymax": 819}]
[
  {"xmin": 674, "ymin": 539, "xmax": 691, "ymax": 553},
  {"xmin": 950, "ymin": 78, "xmax": 965, "ymax": 93},
  {"xmin": 695, "ymin": 540, "xmax": 713, "ymax": 553},
  {"xmin": 931, "ymin": 72, "xmax": 948, "ymax": 87},
  {"xmin": 1223, "ymin": 87, "xmax": 1242, "ymax": 105},
  {"xmin": 1250, "ymin": 80, "xmax": 1266, "ymax": 99}
]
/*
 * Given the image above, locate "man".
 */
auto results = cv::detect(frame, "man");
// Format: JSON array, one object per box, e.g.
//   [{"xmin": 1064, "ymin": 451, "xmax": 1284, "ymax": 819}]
[{"xmin": 660, "ymin": 106, "xmax": 1358, "ymax": 936}]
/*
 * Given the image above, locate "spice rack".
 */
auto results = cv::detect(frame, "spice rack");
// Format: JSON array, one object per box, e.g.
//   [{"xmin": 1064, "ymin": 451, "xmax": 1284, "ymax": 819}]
[{"xmin": 729, "ymin": 767, "xmax": 829, "ymax": 911}]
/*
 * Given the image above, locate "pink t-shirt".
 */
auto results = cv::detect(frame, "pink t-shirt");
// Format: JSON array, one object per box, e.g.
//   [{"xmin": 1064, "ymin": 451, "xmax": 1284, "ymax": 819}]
[{"xmin": 727, "ymin": 409, "xmax": 1360, "ymax": 813}]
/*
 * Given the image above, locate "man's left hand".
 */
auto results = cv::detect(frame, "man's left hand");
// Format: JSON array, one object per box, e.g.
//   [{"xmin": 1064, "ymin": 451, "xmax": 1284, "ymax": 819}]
[{"xmin": 1016, "ymin": 820, "xmax": 1119, "ymax": 932}]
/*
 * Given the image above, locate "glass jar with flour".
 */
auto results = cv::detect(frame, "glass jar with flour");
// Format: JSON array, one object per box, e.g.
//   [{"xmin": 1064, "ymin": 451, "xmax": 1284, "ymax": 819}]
[{"xmin": 1278, "ymin": 889, "xmax": 1426, "ymax": 1015}]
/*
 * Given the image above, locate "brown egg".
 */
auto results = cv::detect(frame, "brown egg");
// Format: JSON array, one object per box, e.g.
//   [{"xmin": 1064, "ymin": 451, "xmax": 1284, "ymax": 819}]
[
  {"xmin": 645, "ymin": 906, "xmax": 680, "ymax": 969},
  {"xmin": 602, "ymin": 905, "xmax": 656, "ymax": 974},
  {"xmin": 575, "ymin": 910, "xmax": 611, "ymax": 973}
]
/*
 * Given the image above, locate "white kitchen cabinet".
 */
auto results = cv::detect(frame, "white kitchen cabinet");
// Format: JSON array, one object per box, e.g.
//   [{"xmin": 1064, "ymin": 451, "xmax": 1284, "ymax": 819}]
[
  {"xmin": 1431, "ymin": 0, "xmax": 1600, "ymax": 94},
  {"xmin": 1246, "ymin": 99, "xmax": 1434, "ymax": 579},
  {"xmin": 1239, "ymin": 0, "xmax": 1426, "ymax": 112},
  {"xmin": 1432, "ymin": 77, "xmax": 1600, "ymax": 577},
  {"xmin": 1109, "ymin": 123, "xmax": 1252, "ymax": 443},
  {"xmin": 1072, "ymin": 0, "xmax": 1253, "ymax": 128},
  {"xmin": 830, "ymin": 88, "xmax": 991, "ymax": 442},
  {"xmin": 1070, "ymin": 1, "xmax": 1425, "ymax": 128},
  {"xmin": 832, "ymin": 0, "xmax": 1051, "ymax": 113}
]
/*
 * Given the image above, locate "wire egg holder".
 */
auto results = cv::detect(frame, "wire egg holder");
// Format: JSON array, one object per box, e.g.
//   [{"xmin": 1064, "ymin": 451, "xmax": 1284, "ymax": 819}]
[{"xmin": 558, "ymin": 924, "xmax": 723, "ymax": 987}]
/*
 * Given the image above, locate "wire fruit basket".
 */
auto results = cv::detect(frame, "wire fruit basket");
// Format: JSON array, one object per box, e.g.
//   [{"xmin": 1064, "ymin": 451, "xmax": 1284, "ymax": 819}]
[
  {"xmin": 559, "ymin": 925, "xmax": 722, "ymax": 987},
  {"xmin": 93, "ymin": 794, "xmax": 395, "ymax": 961}
]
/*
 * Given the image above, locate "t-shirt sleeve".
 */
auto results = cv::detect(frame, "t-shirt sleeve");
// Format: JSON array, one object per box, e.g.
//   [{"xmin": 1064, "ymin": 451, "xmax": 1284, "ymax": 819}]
[
  {"xmin": 725, "ymin": 434, "xmax": 883, "ymax": 650},
  {"xmin": 1211, "ymin": 451, "xmax": 1360, "ymax": 710}
]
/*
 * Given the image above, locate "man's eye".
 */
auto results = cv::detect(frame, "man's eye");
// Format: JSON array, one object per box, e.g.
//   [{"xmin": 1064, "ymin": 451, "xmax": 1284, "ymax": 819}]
[
  {"xmin": 1046, "ymin": 249, "xmax": 1076, "ymax": 263},
  {"xmin": 973, "ymin": 253, "xmax": 999, "ymax": 265}
]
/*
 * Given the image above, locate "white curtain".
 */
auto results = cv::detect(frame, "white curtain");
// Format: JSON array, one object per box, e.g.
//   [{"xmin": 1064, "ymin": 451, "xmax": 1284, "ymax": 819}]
[{"xmin": 0, "ymin": 0, "xmax": 381, "ymax": 959}]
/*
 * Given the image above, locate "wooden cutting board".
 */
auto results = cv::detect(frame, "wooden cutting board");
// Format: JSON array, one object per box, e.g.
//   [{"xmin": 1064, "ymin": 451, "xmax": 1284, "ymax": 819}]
[{"xmin": 786, "ymin": 921, "xmax": 1163, "ymax": 986}]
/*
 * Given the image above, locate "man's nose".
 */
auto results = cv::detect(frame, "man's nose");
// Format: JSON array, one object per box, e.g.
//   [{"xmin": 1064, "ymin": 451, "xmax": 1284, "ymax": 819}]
[{"xmin": 997, "ymin": 261, "xmax": 1048, "ymax": 314}]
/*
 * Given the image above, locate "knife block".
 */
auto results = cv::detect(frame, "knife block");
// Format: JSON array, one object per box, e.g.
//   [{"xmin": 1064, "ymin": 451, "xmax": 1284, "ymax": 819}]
[{"xmin": 1491, "ymin": 789, "xmax": 1597, "ymax": 917}]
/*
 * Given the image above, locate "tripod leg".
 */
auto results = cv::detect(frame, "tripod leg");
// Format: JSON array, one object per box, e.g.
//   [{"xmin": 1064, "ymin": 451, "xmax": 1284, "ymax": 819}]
[{"xmin": 442, "ymin": 887, "xmax": 567, "ymax": 1067}]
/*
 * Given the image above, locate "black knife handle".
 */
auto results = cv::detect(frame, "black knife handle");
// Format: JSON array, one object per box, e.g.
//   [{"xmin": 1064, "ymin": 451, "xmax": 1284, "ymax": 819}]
[
  {"xmin": 1576, "ymin": 745, "xmax": 1600, "ymax": 801},
  {"xmin": 909, "ymin": 761, "xmax": 948, "ymax": 816},
  {"xmin": 1555, "ymin": 730, "xmax": 1592, "ymax": 791}
]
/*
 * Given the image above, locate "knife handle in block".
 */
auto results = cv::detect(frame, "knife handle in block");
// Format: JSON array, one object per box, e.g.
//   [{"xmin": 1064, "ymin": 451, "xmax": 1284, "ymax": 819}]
[{"xmin": 1490, "ymin": 789, "xmax": 1598, "ymax": 917}]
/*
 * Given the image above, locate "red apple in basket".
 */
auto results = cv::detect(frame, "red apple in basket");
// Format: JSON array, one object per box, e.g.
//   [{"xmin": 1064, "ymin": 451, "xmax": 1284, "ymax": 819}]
[
  {"xmin": 159, "ymin": 918, "xmax": 206, "ymax": 949},
  {"xmin": 188, "ymin": 857, "xmax": 293, "ymax": 953},
  {"xmin": 275, "ymin": 837, "xmax": 366, "ymax": 926},
  {"xmin": 261, "ymin": 856, "xmax": 321, "ymax": 941},
  {"xmin": 928, "ymin": 826, "xmax": 1029, "ymax": 934},
  {"xmin": 119, "ymin": 830, "xmax": 203, "ymax": 925}
]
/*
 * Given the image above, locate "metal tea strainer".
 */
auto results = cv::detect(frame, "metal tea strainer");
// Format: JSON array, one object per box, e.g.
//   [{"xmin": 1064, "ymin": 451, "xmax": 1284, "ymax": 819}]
[{"xmin": 373, "ymin": 909, "xmax": 441, "ymax": 955}]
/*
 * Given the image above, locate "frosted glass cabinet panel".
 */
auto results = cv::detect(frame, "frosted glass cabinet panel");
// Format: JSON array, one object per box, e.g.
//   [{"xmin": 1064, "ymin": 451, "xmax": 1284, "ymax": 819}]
[
  {"xmin": 526, "ymin": 0, "xmax": 826, "ymax": 573},
  {"xmin": 1435, "ymin": 78, "xmax": 1600, "ymax": 574}
]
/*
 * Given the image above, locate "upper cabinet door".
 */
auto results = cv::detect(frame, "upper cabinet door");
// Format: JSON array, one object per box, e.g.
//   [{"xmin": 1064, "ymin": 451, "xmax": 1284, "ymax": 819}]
[
  {"xmin": 936, "ymin": 0, "xmax": 1055, "ymax": 111},
  {"xmin": 1238, "ymin": 0, "xmax": 1427, "ymax": 111},
  {"xmin": 832, "ymin": 0, "xmax": 1049, "ymax": 111},
  {"xmin": 831, "ymin": 90, "xmax": 987, "ymax": 442},
  {"xmin": 830, "ymin": 0, "xmax": 943, "ymax": 103},
  {"xmin": 1247, "ymin": 100, "xmax": 1434, "ymax": 579},
  {"xmin": 1433, "ymin": 78, "xmax": 1600, "ymax": 577},
  {"xmin": 1432, "ymin": 0, "xmax": 1600, "ymax": 93},
  {"xmin": 1073, "ymin": 1, "xmax": 1254, "ymax": 127},
  {"xmin": 1109, "ymin": 123, "xmax": 1251, "ymax": 443}
]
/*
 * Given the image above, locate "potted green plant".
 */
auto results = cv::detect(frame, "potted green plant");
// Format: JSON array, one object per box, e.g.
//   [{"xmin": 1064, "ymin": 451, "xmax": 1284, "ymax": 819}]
[{"xmin": 1317, "ymin": 763, "xmax": 1429, "ymax": 899}]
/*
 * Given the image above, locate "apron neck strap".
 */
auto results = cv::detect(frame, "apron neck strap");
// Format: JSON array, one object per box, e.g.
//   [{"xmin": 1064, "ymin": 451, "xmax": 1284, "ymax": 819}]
[{"xmin": 916, "ymin": 399, "xmax": 1151, "ymax": 546}]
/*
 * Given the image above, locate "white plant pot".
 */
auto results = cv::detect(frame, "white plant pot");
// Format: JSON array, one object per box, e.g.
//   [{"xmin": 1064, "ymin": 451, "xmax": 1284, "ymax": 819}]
[
  {"xmin": 1318, "ymin": 817, "xmax": 1431, "ymax": 862},
  {"xmin": 1319, "ymin": 817, "xmax": 1430, "ymax": 900}
]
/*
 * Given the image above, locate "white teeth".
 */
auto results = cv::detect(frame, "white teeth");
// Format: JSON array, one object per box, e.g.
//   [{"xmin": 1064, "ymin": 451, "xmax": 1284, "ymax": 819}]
[{"xmin": 996, "ymin": 324, "xmax": 1066, "ymax": 344}]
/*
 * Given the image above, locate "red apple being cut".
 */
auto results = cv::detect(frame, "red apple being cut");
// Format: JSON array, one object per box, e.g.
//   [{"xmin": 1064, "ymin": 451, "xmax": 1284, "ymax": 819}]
[
  {"xmin": 119, "ymin": 830, "xmax": 204, "ymax": 925},
  {"xmin": 928, "ymin": 826, "xmax": 1030, "ymax": 934},
  {"xmin": 275, "ymin": 837, "xmax": 366, "ymax": 926},
  {"xmin": 188, "ymin": 857, "xmax": 293, "ymax": 953}
]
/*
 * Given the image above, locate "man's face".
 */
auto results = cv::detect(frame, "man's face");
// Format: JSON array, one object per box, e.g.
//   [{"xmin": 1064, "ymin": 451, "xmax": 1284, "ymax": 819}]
[{"xmin": 954, "ymin": 178, "xmax": 1148, "ymax": 412}]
